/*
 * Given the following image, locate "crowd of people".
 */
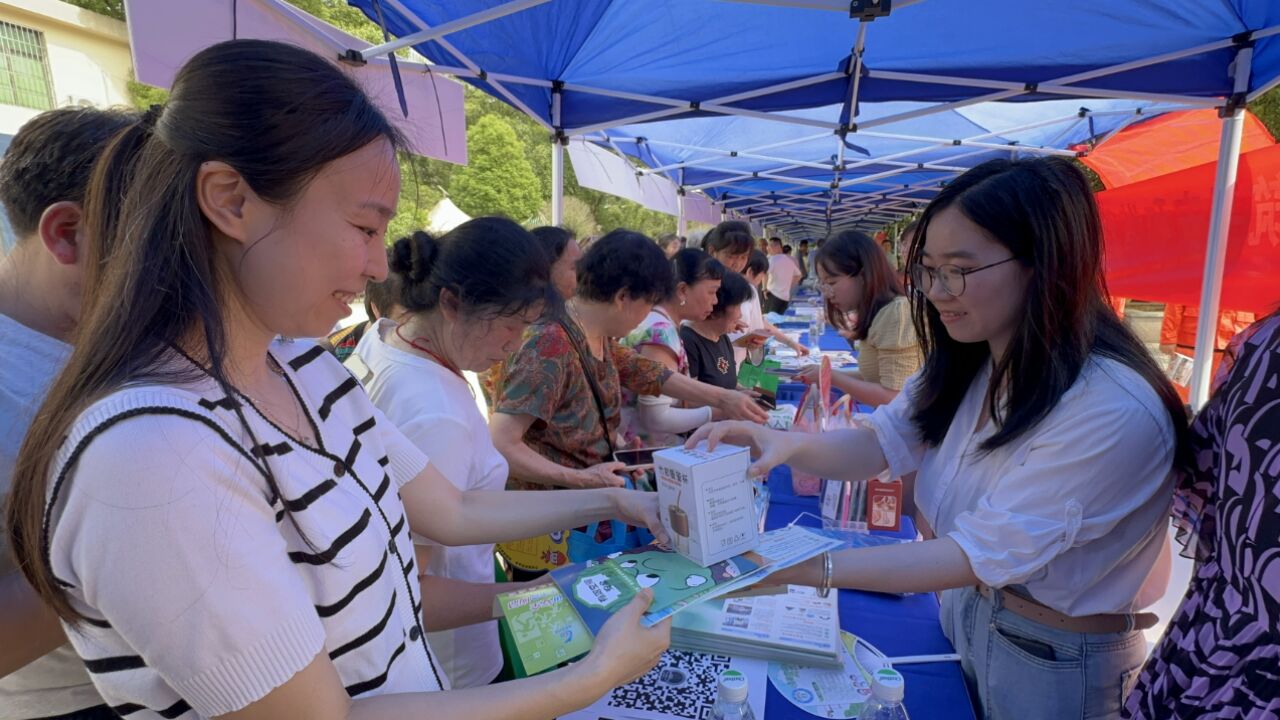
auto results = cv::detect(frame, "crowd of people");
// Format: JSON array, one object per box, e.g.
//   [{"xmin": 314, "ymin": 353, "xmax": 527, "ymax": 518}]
[{"xmin": 0, "ymin": 38, "xmax": 1274, "ymax": 720}]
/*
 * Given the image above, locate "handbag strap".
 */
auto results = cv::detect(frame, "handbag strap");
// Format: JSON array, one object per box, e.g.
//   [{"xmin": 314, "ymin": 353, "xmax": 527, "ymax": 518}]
[{"xmin": 557, "ymin": 318, "xmax": 617, "ymax": 457}]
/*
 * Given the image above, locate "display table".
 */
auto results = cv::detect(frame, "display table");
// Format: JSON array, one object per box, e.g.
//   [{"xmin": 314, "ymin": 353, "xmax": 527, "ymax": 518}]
[{"xmin": 762, "ymin": 466, "xmax": 977, "ymax": 719}]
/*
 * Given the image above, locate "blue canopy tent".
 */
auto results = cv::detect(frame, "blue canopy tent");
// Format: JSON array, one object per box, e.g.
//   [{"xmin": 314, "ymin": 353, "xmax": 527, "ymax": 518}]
[
  {"xmin": 346, "ymin": 1, "xmax": 1280, "ymax": 128},
  {"xmin": 341, "ymin": 0, "xmax": 1280, "ymax": 407},
  {"xmin": 590, "ymin": 98, "xmax": 1189, "ymax": 237}
]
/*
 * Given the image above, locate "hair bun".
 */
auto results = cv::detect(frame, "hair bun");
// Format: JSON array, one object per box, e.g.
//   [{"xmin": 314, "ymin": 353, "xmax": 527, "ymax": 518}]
[{"xmin": 390, "ymin": 231, "xmax": 438, "ymax": 284}]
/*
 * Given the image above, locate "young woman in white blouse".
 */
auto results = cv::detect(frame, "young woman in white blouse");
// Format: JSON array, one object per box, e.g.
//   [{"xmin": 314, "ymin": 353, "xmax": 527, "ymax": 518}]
[
  {"xmin": 7, "ymin": 40, "xmax": 667, "ymax": 720},
  {"xmin": 690, "ymin": 157, "xmax": 1188, "ymax": 719}
]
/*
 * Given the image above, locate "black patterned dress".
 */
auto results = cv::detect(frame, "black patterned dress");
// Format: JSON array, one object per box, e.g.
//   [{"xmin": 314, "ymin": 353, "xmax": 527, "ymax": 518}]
[{"xmin": 1125, "ymin": 313, "xmax": 1280, "ymax": 718}]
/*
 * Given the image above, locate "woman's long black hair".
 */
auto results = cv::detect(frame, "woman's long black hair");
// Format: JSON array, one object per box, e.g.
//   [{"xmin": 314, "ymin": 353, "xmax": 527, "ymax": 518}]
[{"xmin": 905, "ymin": 157, "xmax": 1188, "ymax": 459}]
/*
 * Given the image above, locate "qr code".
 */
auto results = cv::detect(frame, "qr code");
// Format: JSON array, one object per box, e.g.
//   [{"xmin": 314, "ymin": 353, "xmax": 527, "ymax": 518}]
[{"xmin": 605, "ymin": 650, "xmax": 730, "ymax": 720}]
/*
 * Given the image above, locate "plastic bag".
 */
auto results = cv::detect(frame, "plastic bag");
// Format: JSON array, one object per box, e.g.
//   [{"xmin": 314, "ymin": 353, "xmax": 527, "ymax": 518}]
[{"xmin": 790, "ymin": 357, "xmax": 832, "ymax": 495}]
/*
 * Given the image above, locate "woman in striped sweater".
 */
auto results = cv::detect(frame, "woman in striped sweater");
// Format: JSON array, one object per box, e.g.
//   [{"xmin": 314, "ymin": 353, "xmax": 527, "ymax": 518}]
[{"xmin": 6, "ymin": 40, "xmax": 667, "ymax": 720}]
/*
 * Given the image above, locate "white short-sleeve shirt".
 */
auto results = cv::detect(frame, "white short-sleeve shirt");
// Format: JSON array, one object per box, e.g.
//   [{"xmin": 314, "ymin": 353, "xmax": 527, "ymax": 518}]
[
  {"xmin": 867, "ymin": 356, "xmax": 1176, "ymax": 616},
  {"xmin": 45, "ymin": 340, "xmax": 446, "ymax": 719},
  {"xmin": 353, "ymin": 320, "xmax": 507, "ymax": 688},
  {"xmin": 731, "ymin": 286, "xmax": 766, "ymax": 368},
  {"xmin": 767, "ymin": 254, "xmax": 802, "ymax": 302}
]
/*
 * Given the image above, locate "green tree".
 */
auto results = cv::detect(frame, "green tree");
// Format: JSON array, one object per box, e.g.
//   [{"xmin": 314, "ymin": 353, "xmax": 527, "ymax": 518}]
[
  {"xmin": 61, "ymin": 0, "xmax": 125, "ymax": 21},
  {"xmin": 449, "ymin": 115, "xmax": 542, "ymax": 221},
  {"xmin": 534, "ymin": 195, "xmax": 599, "ymax": 239},
  {"xmin": 126, "ymin": 76, "xmax": 168, "ymax": 109},
  {"xmin": 282, "ymin": 0, "xmax": 385, "ymax": 46},
  {"xmin": 1250, "ymin": 88, "xmax": 1280, "ymax": 139},
  {"xmin": 66, "ymin": 0, "xmax": 720, "ymax": 240}
]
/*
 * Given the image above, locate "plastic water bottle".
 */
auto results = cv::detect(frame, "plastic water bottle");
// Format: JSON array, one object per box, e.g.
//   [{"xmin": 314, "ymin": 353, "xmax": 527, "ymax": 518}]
[
  {"xmin": 710, "ymin": 669, "xmax": 756, "ymax": 720},
  {"xmin": 808, "ymin": 309, "xmax": 825, "ymax": 351},
  {"xmin": 858, "ymin": 668, "xmax": 907, "ymax": 720}
]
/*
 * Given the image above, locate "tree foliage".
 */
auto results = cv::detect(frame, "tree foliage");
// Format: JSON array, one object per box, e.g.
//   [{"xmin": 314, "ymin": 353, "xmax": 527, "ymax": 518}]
[
  {"xmin": 62, "ymin": 0, "xmax": 728, "ymax": 244},
  {"xmin": 449, "ymin": 115, "xmax": 542, "ymax": 221},
  {"xmin": 1250, "ymin": 91, "xmax": 1280, "ymax": 140},
  {"xmin": 63, "ymin": 0, "xmax": 125, "ymax": 21}
]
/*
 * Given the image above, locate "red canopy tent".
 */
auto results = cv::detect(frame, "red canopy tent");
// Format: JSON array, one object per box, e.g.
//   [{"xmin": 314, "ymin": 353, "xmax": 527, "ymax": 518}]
[
  {"xmin": 1081, "ymin": 109, "xmax": 1273, "ymax": 188},
  {"xmin": 1084, "ymin": 110, "xmax": 1278, "ymax": 316},
  {"xmin": 1096, "ymin": 142, "xmax": 1280, "ymax": 316}
]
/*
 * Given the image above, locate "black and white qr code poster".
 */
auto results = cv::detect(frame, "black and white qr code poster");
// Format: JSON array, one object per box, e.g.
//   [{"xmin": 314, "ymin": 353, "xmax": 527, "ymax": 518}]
[{"xmin": 559, "ymin": 650, "xmax": 767, "ymax": 720}]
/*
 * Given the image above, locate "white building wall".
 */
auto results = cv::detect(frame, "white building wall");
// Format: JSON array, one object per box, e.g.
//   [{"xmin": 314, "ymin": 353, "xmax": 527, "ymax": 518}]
[{"xmin": 0, "ymin": 0, "xmax": 130, "ymax": 249}]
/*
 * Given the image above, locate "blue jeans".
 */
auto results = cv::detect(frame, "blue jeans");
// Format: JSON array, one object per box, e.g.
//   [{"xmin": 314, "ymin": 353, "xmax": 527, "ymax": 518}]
[{"xmin": 939, "ymin": 586, "xmax": 1147, "ymax": 720}]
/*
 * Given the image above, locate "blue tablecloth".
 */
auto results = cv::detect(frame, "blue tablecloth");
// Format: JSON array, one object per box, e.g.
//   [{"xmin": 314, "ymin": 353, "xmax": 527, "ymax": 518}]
[
  {"xmin": 772, "ymin": 321, "xmax": 848, "ymax": 353},
  {"xmin": 762, "ymin": 466, "xmax": 976, "ymax": 720},
  {"xmin": 774, "ymin": 322, "xmax": 855, "ymax": 407}
]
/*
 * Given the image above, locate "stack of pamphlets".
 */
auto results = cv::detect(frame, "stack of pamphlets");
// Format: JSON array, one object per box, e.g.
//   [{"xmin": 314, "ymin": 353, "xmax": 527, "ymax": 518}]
[
  {"xmin": 493, "ymin": 524, "xmax": 848, "ymax": 674},
  {"xmin": 550, "ymin": 524, "xmax": 844, "ymax": 630},
  {"xmin": 494, "ymin": 582, "xmax": 593, "ymax": 675},
  {"xmin": 671, "ymin": 585, "xmax": 842, "ymax": 667}
]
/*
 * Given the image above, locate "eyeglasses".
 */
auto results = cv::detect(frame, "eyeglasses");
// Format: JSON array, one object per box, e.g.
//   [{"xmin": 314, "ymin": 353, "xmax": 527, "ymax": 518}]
[
  {"xmin": 817, "ymin": 273, "xmax": 853, "ymax": 295},
  {"xmin": 910, "ymin": 257, "xmax": 1016, "ymax": 297}
]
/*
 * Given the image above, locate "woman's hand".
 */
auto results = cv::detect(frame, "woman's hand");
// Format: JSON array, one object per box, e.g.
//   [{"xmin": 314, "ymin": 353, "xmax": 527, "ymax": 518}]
[
  {"xmin": 611, "ymin": 489, "xmax": 668, "ymax": 545},
  {"xmin": 576, "ymin": 461, "xmax": 628, "ymax": 488},
  {"xmin": 686, "ymin": 421, "xmax": 799, "ymax": 477},
  {"xmin": 760, "ymin": 553, "xmax": 823, "ymax": 588},
  {"xmin": 575, "ymin": 589, "xmax": 670, "ymax": 689},
  {"xmin": 713, "ymin": 387, "xmax": 769, "ymax": 424},
  {"xmin": 787, "ymin": 340, "xmax": 812, "ymax": 356},
  {"xmin": 792, "ymin": 365, "xmax": 820, "ymax": 384}
]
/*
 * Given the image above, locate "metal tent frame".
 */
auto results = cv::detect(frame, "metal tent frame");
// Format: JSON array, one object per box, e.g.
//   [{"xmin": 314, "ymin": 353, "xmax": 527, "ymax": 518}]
[{"xmin": 343, "ymin": 0, "xmax": 1278, "ymax": 409}]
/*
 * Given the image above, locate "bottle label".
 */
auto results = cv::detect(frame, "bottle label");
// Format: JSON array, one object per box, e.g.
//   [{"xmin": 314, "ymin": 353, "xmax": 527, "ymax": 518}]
[{"xmin": 873, "ymin": 668, "xmax": 904, "ymax": 687}]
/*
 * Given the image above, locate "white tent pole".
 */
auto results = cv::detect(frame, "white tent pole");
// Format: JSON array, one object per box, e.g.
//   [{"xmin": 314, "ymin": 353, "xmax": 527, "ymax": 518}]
[
  {"xmin": 1034, "ymin": 84, "xmax": 1219, "ymax": 107},
  {"xmin": 551, "ymin": 144, "xmax": 564, "ymax": 225},
  {"xmin": 703, "ymin": 71, "xmax": 847, "ymax": 106},
  {"xmin": 853, "ymin": 129, "xmax": 1078, "ymax": 156},
  {"xmin": 381, "ymin": 0, "xmax": 551, "ymax": 129},
  {"xmin": 677, "ymin": 192, "xmax": 688, "ymax": 238},
  {"xmin": 358, "ymin": 0, "xmax": 548, "ymax": 60},
  {"xmin": 830, "ymin": 23, "xmax": 868, "ymax": 225},
  {"xmin": 1189, "ymin": 45, "xmax": 1252, "ymax": 410},
  {"xmin": 551, "ymin": 86, "xmax": 564, "ymax": 226},
  {"xmin": 635, "ymin": 143, "xmax": 836, "ymax": 171},
  {"xmin": 866, "ymin": 62, "xmax": 1230, "ymax": 109},
  {"xmin": 1054, "ymin": 26, "xmax": 1278, "ymax": 87}
]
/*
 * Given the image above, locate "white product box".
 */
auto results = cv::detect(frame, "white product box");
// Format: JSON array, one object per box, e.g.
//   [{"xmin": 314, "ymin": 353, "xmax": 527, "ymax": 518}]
[{"xmin": 654, "ymin": 442, "xmax": 758, "ymax": 567}]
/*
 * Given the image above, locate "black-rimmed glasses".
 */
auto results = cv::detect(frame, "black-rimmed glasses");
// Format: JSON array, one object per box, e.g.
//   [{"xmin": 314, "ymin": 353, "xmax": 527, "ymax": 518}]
[{"xmin": 910, "ymin": 257, "xmax": 1017, "ymax": 297}]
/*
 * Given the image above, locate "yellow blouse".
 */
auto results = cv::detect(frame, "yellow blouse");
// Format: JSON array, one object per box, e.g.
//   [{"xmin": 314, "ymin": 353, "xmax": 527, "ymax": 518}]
[{"xmin": 854, "ymin": 295, "xmax": 921, "ymax": 391}]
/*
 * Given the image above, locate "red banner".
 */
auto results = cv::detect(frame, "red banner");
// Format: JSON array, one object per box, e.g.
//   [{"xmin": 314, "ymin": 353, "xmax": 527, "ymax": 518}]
[{"xmin": 1099, "ymin": 143, "xmax": 1280, "ymax": 315}]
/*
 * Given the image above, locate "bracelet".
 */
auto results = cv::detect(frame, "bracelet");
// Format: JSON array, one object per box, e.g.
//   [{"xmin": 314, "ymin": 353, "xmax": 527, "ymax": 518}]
[{"xmin": 817, "ymin": 551, "xmax": 833, "ymax": 598}]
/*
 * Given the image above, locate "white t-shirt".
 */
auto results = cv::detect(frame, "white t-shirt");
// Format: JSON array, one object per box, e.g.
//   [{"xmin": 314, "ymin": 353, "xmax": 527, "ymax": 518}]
[
  {"xmin": 0, "ymin": 312, "xmax": 104, "ymax": 718},
  {"xmin": 45, "ymin": 339, "xmax": 446, "ymax": 719},
  {"xmin": 767, "ymin": 253, "xmax": 802, "ymax": 301},
  {"xmin": 731, "ymin": 286, "xmax": 766, "ymax": 368},
  {"xmin": 353, "ymin": 320, "xmax": 505, "ymax": 689},
  {"xmin": 868, "ymin": 357, "xmax": 1176, "ymax": 616}
]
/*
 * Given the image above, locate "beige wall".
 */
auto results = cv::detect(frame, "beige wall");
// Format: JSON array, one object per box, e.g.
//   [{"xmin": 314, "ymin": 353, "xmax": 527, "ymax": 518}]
[{"xmin": 0, "ymin": 0, "xmax": 131, "ymax": 136}]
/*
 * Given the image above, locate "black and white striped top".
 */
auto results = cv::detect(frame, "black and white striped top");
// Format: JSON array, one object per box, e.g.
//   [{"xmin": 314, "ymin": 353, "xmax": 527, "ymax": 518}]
[{"xmin": 44, "ymin": 340, "xmax": 446, "ymax": 719}]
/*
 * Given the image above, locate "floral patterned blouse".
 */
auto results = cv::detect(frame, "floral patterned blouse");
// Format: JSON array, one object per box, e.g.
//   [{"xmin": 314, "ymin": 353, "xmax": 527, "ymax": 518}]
[
  {"xmin": 493, "ymin": 316, "xmax": 671, "ymax": 489},
  {"xmin": 618, "ymin": 307, "xmax": 688, "ymax": 446},
  {"xmin": 1124, "ymin": 313, "xmax": 1280, "ymax": 718}
]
